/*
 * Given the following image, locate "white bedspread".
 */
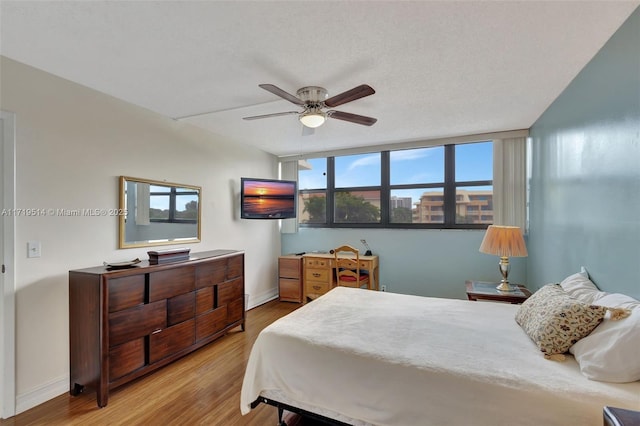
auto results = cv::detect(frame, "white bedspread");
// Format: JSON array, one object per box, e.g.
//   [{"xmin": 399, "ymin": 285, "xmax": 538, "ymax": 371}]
[{"xmin": 241, "ymin": 287, "xmax": 640, "ymax": 425}]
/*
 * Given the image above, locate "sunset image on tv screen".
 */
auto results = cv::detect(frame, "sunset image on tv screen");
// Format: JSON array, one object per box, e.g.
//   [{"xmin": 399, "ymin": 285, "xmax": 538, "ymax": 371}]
[{"xmin": 242, "ymin": 180, "xmax": 296, "ymax": 218}]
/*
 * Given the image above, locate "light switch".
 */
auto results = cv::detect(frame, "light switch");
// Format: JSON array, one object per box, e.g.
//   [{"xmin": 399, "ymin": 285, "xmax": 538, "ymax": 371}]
[{"xmin": 27, "ymin": 241, "xmax": 41, "ymax": 258}]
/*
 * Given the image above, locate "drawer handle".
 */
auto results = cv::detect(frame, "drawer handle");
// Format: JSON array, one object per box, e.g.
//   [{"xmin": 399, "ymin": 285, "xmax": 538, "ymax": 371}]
[
  {"xmin": 313, "ymin": 285, "xmax": 321, "ymax": 290},
  {"xmin": 151, "ymin": 329, "xmax": 162, "ymax": 335},
  {"xmin": 312, "ymin": 273, "xmax": 321, "ymax": 277}
]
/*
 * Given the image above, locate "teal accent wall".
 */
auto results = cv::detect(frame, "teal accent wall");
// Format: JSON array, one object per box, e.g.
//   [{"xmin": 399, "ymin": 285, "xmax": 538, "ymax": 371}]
[
  {"xmin": 282, "ymin": 228, "xmax": 526, "ymax": 299},
  {"xmin": 528, "ymin": 7, "xmax": 640, "ymax": 298}
]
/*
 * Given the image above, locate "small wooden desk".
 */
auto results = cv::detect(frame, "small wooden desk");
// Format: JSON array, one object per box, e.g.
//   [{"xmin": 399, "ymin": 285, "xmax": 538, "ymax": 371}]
[{"xmin": 302, "ymin": 253, "xmax": 379, "ymax": 302}]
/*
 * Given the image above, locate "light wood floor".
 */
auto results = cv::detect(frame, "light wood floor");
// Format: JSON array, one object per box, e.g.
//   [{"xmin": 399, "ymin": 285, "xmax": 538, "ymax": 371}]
[{"xmin": 1, "ymin": 300, "xmax": 303, "ymax": 426}]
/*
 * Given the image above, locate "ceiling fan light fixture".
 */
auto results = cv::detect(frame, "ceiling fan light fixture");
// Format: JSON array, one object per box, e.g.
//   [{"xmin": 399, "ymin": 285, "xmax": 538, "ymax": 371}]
[{"xmin": 299, "ymin": 110, "xmax": 326, "ymax": 128}]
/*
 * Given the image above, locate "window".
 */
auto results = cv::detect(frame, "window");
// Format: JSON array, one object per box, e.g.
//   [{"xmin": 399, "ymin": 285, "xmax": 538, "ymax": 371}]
[
  {"xmin": 298, "ymin": 158, "xmax": 327, "ymax": 224},
  {"xmin": 298, "ymin": 141, "xmax": 493, "ymax": 229},
  {"xmin": 455, "ymin": 142, "xmax": 493, "ymax": 225},
  {"xmin": 390, "ymin": 146, "xmax": 444, "ymax": 224},
  {"xmin": 334, "ymin": 153, "xmax": 381, "ymax": 224},
  {"xmin": 149, "ymin": 185, "xmax": 198, "ymax": 223}
]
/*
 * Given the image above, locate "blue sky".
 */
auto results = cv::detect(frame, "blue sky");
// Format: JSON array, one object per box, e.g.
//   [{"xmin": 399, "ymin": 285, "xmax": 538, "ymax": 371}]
[{"xmin": 299, "ymin": 141, "xmax": 493, "ymax": 205}]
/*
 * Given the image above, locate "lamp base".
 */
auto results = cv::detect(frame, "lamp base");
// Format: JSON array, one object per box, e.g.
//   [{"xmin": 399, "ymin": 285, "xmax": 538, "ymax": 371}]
[
  {"xmin": 496, "ymin": 256, "xmax": 514, "ymax": 291},
  {"xmin": 496, "ymin": 281, "xmax": 515, "ymax": 292}
]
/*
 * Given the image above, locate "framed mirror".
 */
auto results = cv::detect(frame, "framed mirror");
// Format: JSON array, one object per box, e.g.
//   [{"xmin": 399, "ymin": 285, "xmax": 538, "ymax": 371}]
[{"xmin": 119, "ymin": 176, "xmax": 201, "ymax": 249}]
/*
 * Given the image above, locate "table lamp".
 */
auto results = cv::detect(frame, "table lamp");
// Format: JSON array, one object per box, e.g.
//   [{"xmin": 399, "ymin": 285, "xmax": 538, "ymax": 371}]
[{"xmin": 479, "ymin": 225, "xmax": 528, "ymax": 291}]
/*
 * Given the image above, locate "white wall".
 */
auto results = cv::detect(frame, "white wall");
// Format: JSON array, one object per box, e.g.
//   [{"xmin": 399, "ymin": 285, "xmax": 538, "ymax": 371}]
[{"xmin": 0, "ymin": 56, "xmax": 281, "ymax": 413}]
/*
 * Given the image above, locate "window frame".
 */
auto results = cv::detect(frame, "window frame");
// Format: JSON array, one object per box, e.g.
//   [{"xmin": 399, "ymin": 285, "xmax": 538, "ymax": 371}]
[{"xmin": 298, "ymin": 142, "xmax": 493, "ymax": 229}]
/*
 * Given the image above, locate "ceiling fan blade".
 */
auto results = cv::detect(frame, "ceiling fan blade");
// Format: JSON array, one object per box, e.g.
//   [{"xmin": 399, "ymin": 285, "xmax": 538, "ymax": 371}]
[
  {"xmin": 324, "ymin": 84, "xmax": 375, "ymax": 108},
  {"xmin": 243, "ymin": 111, "xmax": 299, "ymax": 120},
  {"xmin": 327, "ymin": 110, "xmax": 377, "ymax": 126},
  {"xmin": 259, "ymin": 84, "xmax": 305, "ymax": 106}
]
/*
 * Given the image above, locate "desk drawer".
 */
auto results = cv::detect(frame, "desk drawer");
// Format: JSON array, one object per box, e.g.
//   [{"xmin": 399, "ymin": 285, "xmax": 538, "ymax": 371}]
[
  {"xmin": 305, "ymin": 268, "xmax": 329, "ymax": 282},
  {"xmin": 305, "ymin": 281, "xmax": 330, "ymax": 295},
  {"xmin": 304, "ymin": 258, "xmax": 331, "ymax": 268},
  {"xmin": 279, "ymin": 278, "xmax": 301, "ymax": 302},
  {"xmin": 279, "ymin": 257, "xmax": 301, "ymax": 279}
]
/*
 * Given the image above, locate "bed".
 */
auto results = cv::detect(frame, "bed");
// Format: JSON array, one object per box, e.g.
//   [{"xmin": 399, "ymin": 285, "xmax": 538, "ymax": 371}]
[{"xmin": 240, "ymin": 286, "xmax": 640, "ymax": 425}]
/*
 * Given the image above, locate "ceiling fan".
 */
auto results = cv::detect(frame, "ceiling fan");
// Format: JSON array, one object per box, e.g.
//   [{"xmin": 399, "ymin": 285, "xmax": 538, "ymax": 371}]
[{"xmin": 243, "ymin": 84, "xmax": 377, "ymax": 128}]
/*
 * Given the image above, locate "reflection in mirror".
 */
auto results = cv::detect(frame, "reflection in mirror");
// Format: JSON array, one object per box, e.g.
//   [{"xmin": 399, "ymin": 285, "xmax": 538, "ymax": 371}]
[{"xmin": 119, "ymin": 176, "xmax": 201, "ymax": 249}]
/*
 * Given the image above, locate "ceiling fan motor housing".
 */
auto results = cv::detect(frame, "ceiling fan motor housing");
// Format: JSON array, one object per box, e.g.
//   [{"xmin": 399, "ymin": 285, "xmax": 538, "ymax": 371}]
[{"xmin": 296, "ymin": 86, "xmax": 328, "ymax": 106}]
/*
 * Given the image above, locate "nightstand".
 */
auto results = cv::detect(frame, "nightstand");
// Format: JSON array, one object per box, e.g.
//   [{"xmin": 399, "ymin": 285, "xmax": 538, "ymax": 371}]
[{"xmin": 466, "ymin": 280, "xmax": 531, "ymax": 304}]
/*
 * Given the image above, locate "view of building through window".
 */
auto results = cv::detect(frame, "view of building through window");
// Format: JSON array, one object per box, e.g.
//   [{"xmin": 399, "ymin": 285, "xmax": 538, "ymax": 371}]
[{"xmin": 297, "ymin": 141, "xmax": 493, "ymax": 226}]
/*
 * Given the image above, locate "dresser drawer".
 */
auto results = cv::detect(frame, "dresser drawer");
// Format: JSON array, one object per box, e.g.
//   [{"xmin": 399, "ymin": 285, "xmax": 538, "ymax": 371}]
[
  {"xmin": 196, "ymin": 287, "xmax": 214, "ymax": 315},
  {"xmin": 305, "ymin": 281, "xmax": 330, "ymax": 295},
  {"xmin": 227, "ymin": 254, "xmax": 243, "ymax": 279},
  {"xmin": 149, "ymin": 319, "xmax": 195, "ymax": 364},
  {"xmin": 167, "ymin": 291, "xmax": 195, "ymax": 326},
  {"xmin": 108, "ymin": 275, "xmax": 145, "ymax": 312},
  {"xmin": 305, "ymin": 268, "xmax": 329, "ymax": 282},
  {"xmin": 109, "ymin": 301, "xmax": 166, "ymax": 347},
  {"xmin": 227, "ymin": 298, "xmax": 244, "ymax": 324},
  {"xmin": 109, "ymin": 338, "xmax": 145, "ymax": 381},
  {"xmin": 196, "ymin": 305, "xmax": 227, "ymax": 341},
  {"xmin": 149, "ymin": 267, "xmax": 195, "ymax": 301},
  {"xmin": 218, "ymin": 277, "xmax": 243, "ymax": 306},
  {"xmin": 195, "ymin": 259, "xmax": 226, "ymax": 288}
]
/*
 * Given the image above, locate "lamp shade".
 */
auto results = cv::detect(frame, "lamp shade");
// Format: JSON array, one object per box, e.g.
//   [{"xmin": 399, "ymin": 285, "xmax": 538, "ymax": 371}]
[
  {"xmin": 299, "ymin": 111, "xmax": 326, "ymax": 128},
  {"xmin": 479, "ymin": 225, "xmax": 528, "ymax": 257}
]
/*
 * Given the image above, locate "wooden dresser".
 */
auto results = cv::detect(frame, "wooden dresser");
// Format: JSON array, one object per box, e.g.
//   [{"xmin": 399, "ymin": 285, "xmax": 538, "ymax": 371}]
[{"xmin": 69, "ymin": 249, "xmax": 244, "ymax": 407}]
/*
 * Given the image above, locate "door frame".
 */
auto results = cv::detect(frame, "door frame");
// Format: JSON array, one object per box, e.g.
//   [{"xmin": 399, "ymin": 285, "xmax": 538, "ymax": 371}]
[{"xmin": 1, "ymin": 110, "xmax": 16, "ymax": 419}]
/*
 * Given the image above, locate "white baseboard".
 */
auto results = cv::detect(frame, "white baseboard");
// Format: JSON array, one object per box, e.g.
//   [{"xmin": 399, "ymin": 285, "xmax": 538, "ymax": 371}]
[
  {"xmin": 16, "ymin": 375, "xmax": 68, "ymax": 415},
  {"xmin": 247, "ymin": 287, "xmax": 279, "ymax": 310}
]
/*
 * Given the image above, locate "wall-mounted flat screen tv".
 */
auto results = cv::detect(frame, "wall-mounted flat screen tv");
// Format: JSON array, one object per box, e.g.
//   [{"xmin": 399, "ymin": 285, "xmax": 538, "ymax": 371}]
[{"xmin": 241, "ymin": 177, "xmax": 297, "ymax": 219}]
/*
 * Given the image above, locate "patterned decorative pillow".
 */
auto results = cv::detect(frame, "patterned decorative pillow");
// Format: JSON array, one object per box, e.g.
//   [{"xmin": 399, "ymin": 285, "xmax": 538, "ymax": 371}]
[{"xmin": 515, "ymin": 284, "xmax": 607, "ymax": 358}]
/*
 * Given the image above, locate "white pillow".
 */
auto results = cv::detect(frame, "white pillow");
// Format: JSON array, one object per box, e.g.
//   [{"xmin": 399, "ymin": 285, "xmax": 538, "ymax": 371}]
[
  {"xmin": 594, "ymin": 293, "xmax": 640, "ymax": 310},
  {"xmin": 570, "ymin": 293, "xmax": 640, "ymax": 383},
  {"xmin": 560, "ymin": 268, "xmax": 607, "ymax": 304}
]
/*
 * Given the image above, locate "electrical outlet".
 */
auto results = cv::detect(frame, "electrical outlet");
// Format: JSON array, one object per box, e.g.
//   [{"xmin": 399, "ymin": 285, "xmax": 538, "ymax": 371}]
[{"xmin": 381, "ymin": 285, "xmax": 386, "ymax": 292}]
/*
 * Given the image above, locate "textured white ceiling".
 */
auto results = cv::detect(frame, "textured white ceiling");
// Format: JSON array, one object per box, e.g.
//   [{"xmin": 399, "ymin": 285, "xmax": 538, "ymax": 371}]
[{"xmin": 1, "ymin": 1, "xmax": 638, "ymax": 157}]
